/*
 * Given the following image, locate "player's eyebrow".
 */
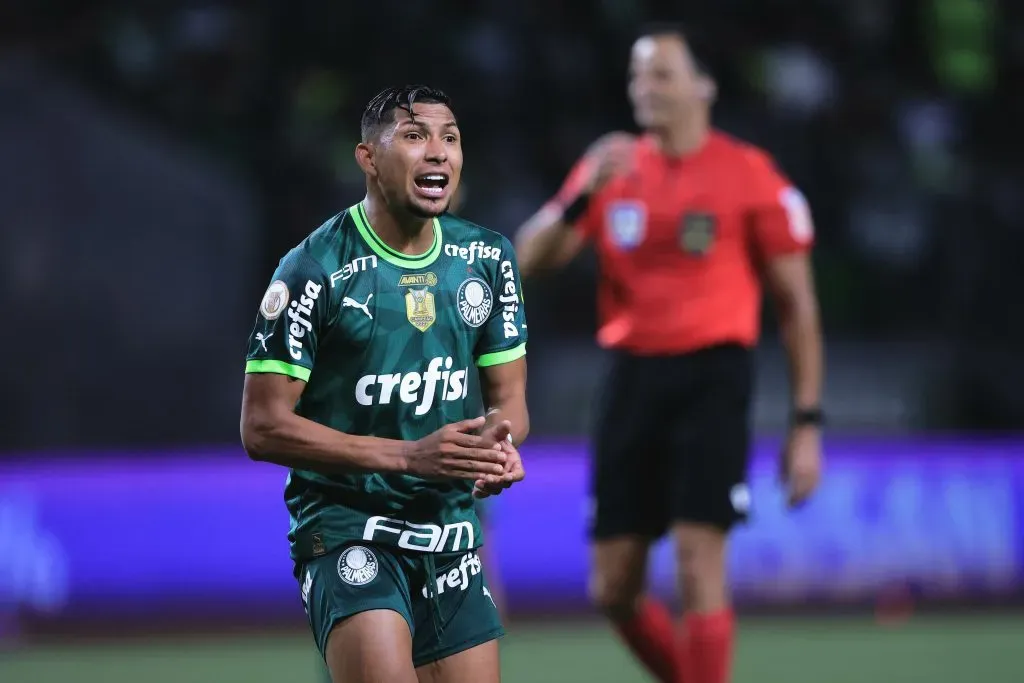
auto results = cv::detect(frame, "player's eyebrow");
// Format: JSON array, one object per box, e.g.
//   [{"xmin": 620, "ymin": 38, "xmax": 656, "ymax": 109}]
[{"xmin": 397, "ymin": 118, "xmax": 459, "ymax": 133}]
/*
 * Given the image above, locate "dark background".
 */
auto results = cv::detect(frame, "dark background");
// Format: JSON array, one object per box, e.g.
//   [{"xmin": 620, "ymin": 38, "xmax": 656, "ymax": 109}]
[
  {"xmin": 2, "ymin": 3, "xmax": 1023, "ymax": 682},
  {"xmin": 2, "ymin": 0, "xmax": 1022, "ymax": 451}
]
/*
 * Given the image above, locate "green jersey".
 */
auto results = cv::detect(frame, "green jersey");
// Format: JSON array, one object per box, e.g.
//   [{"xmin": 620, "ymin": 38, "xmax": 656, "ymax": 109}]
[{"xmin": 245, "ymin": 203, "xmax": 527, "ymax": 562}]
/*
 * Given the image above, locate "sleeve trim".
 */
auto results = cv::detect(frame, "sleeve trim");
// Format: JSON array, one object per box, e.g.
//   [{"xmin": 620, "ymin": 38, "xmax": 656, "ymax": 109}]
[
  {"xmin": 245, "ymin": 359, "xmax": 311, "ymax": 382},
  {"xmin": 475, "ymin": 343, "xmax": 527, "ymax": 368}
]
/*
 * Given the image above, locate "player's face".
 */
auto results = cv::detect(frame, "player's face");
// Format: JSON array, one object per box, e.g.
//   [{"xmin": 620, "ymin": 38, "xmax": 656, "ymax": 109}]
[
  {"xmin": 628, "ymin": 36, "xmax": 703, "ymax": 129},
  {"xmin": 375, "ymin": 103, "xmax": 463, "ymax": 219}
]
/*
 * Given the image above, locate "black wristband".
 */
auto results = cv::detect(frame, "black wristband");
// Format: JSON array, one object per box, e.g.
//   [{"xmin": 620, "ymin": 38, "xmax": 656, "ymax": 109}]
[
  {"xmin": 791, "ymin": 407, "xmax": 825, "ymax": 427},
  {"xmin": 561, "ymin": 192, "xmax": 592, "ymax": 225}
]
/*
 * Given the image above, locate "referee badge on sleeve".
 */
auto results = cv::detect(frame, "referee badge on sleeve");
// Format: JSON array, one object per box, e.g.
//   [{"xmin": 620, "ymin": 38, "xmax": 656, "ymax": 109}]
[
  {"xmin": 679, "ymin": 212, "xmax": 717, "ymax": 256},
  {"xmin": 605, "ymin": 201, "xmax": 647, "ymax": 250}
]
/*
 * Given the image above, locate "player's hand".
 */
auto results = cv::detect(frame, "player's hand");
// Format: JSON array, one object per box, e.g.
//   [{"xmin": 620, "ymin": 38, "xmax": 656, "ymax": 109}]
[
  {"xmin": 473, "ymin": 420, "xmax": 525, "ymax": 499},
  {"xmin": 580, "ymin": 132, "xmax": 636, "ymax": 194},
  {"xmin": 408, "ymin": 417, "xmax": 506, "ymax": 483},
  {"xmin": 780, "ymin": 425, "xmax": 823, "ymax": 508}
]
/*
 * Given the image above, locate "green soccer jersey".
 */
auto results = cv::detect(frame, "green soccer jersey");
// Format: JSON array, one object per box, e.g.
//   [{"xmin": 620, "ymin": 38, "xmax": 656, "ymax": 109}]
[{"xmin": 245, "ymin": 203, "xmax": 527, "ymax": 562}]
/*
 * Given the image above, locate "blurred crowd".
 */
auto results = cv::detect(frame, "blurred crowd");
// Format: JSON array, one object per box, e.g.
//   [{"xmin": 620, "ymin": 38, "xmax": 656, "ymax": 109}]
[{"xmin": 2, "ymin": 0, "xmax": 1023, "ymax": 450}]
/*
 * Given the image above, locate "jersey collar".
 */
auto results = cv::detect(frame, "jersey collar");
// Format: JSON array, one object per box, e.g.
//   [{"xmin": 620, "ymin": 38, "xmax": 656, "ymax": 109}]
[{"xmin": 350, "ymin": 201, "xmax": 443, "ymax": 269}]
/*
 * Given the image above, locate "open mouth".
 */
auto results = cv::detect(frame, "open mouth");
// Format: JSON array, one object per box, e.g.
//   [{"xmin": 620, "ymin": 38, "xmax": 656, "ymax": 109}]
[{"xmin": 414, "ymin": 173, "xmax": 449, "ymax": 198}]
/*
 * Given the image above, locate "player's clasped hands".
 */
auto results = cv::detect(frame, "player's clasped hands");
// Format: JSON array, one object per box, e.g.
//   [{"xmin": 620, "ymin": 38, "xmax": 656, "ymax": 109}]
[
  {"xmin": 472, "ymin": 419, "xmax": 525, "ymax": 500},
  {"xmin": 408, "ymin": 416, "xmax": 507, "ymax": 483}
]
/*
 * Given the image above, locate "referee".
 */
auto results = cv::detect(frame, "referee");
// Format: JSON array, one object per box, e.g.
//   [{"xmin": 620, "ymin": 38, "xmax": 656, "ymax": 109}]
[{"xmin": 515, "ymin": 25, "xmax": 824, "ymax": 683}]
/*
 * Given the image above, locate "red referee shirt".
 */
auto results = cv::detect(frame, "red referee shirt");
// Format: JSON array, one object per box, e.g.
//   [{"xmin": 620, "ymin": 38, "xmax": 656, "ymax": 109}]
[{"xmin": 550, "ymin": 131, "xmax": 814, "ymax": 356}]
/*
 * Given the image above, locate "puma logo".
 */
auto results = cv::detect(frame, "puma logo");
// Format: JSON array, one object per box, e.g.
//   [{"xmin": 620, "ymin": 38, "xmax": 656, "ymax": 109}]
[
  {"xmin": 342, "ymin": 293, "xmax": 373, "ymax": 320},
  {"xmin": 483, "ymin": 585, "xmax": 496, "ymax": 609},
  {"xmin": 255, "ymin": 331, "xmax": 273, "ymax": 352}
]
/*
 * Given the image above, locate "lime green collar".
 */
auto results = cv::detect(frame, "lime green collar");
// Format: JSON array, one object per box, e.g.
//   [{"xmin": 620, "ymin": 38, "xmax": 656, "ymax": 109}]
[{"xmin": 350, "ymin": 201, "xmax": 443, "ymax": 268}]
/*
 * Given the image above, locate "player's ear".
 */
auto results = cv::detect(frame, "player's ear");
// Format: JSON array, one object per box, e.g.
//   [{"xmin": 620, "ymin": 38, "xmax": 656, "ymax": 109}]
[
  {"xmin": 697, "ymin": 74, "xmax": 717, "ymax": 104},
  {"xmin": 355, "ymin": 142, "xmax": 377, "ymax": 177}
]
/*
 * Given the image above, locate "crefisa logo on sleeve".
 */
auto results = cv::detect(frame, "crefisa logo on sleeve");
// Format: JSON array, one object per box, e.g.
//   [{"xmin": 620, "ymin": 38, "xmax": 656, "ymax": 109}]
[
  {"xmin": 286, "ymin": 280, "xmax": 322, "ymax": 360},
  {"xmin": 498, "ymin": 261, "xmax": 520, "ymax": 338}
]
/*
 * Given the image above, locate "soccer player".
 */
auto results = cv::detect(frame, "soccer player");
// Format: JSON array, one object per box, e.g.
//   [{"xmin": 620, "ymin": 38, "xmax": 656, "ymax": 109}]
[
  {"xmin": 514, "ymin": 26, "xmax": 824, "ymax": 683},
  {"xmin": 240, "ymin": 85, "xmax": 529, "ymax": 683}
]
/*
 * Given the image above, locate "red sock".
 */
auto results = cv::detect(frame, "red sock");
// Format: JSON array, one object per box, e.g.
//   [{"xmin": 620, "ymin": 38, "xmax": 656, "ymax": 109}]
[
  {"xmin": 612, "ymin": 598, "xmax": 678, "ymax": 683},
  {"xmin": 678, "ymin": 609, "xmax": 734, "ymax": 683}
]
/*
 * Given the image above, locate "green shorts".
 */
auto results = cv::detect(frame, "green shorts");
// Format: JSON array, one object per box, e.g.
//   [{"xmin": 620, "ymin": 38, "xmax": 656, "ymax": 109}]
[{"xmin": 296, "ymin": 543, "xmax": 504, "ymax": 668}]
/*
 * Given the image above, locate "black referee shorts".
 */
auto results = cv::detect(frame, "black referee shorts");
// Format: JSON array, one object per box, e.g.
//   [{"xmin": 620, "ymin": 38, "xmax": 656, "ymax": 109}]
[{"xmin": 589, "ymin": 343, "xmax": 754, "ymax": 540}]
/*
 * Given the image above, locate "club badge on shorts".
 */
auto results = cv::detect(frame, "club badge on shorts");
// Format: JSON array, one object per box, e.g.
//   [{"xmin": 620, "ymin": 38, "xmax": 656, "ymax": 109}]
[
  {"xmin": 605, "ymin": 201, "xmax": 647, "ymax": 249},
  {"xmin": 337, "ymin": 545, "xmax": 379, "ymax": 586},
  {"xmin": 679, "ymin": 211, "xmax": 717, "ymax": 256}
]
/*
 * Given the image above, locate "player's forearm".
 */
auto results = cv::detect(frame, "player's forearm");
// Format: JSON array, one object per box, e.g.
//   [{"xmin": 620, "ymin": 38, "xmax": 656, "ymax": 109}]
[
  {"xmin": 777, "ymin": 293, "xmax": 824, "ymax": 411},
  {"xmin": 483, "ymin": 402, "xmax": 530, "ymax": 446},
  {"xmin": 241, "ymin": 410, "xmax": 407, "ymax": 474}
]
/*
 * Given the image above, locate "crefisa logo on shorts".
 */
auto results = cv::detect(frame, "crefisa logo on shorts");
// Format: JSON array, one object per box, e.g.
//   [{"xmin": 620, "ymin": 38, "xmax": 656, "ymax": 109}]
[
  {"xmin": 337, "ymin": 545, "xmax": 379, "ymax": 586},
  {"xmin": 421, "ymin": 551, "xmax": 482, "ymax": 598}
]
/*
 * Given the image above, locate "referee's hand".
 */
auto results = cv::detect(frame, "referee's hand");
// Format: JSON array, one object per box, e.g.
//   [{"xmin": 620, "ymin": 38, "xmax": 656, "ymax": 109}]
[
  {"xmin": 780, "ymin": 426, "xmax": 823, "ymax": 508},
  {"xmin": 580, "ymin": 132, "xmax": 636, "ymax": 194}
]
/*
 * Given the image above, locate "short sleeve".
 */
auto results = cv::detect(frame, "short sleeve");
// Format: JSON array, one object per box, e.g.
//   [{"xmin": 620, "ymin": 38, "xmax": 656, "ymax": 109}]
[
  {"xmin": 474, "ymin": 238, "xmax": 528, "ymax": 368},
  {"xmin": 245, "ymin": 248, "xmax": 331, "ymax": 382},
  {"xmin": 745, "ymin": 149, "xmax": 815, "ymax": 259},
  {"xmin": 543, "ymin": 157, "xmax": 601, "ymax": 239}
]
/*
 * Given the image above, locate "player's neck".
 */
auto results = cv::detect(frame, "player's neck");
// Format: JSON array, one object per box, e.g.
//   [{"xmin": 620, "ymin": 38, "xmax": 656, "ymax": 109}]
[
  {"xmin": 361, "ymin": 195, "xmax": 435, "ymax": 256},
  {"xmin": 650, "ymin": 118, "xmax": 709, "ymax": 158}
]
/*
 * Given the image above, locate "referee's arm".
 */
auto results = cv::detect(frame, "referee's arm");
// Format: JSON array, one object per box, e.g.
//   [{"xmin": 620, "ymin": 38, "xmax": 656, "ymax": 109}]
[
  {"xmin": 746, "ymin": 155, "xmax": 824, "ymax": 416},
  {"xmin": 514, "ymin": 203, "xmax": 587, "ymax": 278},
  {"xmin": 762, "ymin": 253, "xmax": 824, "ymax": 413},
  {"xmin": 516, "ymin": 133, "xmax": 634, "ymax": 278}
]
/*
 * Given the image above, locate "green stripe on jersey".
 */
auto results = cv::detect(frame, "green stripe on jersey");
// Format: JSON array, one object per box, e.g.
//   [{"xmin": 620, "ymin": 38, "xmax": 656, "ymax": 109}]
[
  {"xmin": 245, "ymin": 359, "xmax": 311, "ymax": 381},
  {"xmin": 476, "ymin": 343, "xmax": 526, "ymax": 368}
]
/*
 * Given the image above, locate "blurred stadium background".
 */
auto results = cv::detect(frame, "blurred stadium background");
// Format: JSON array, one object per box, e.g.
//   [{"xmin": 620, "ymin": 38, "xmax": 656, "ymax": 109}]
[{"xmin": 2, "ymin": 1, "xmax": 1023, "ymax": 681}]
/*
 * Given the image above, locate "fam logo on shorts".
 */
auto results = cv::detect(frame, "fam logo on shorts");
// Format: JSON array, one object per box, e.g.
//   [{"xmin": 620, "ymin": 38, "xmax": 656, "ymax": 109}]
[
  {"xmin": 605, "ymin": 200, "xmax": 646, "ymax": 249},
  {"xmin": 337, "ymin": 545, "xmax": 379, "ymax": 586},
  {"xmin": 260, "ymin": 280, "xmax": 289, "ymax": 320},
  {"xmin": 457, "ymin": 277, "xmax": 493, "ymax": 328}
]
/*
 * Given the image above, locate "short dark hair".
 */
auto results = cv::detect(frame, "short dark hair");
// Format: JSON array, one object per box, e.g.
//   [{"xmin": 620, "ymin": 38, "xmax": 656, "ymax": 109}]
[
  {"xmin": 638, "ymin": 21, "xmax": 689, "ymax": 42},
  {"xmin": 637, "ymin": 22, "xmax": 712, "ymax": 76},
  {"xmin": 360, "ymin": 85, "xmax": 454, "ymax": 141}
]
